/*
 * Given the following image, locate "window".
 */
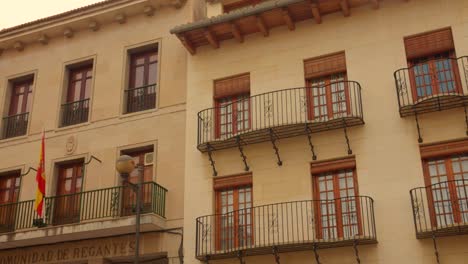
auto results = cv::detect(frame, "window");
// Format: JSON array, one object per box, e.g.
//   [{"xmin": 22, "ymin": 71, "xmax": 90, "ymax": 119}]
[
  {"xmin": 404, "ymin": 28, "xmax": 462, "ymax": 101},
  {"xmin": 311, "ymin": 158, "xmax": 360, "ymax": 240},
  {"xmin": 53, "ymin": 160, "xmax": 83, "ymax": 225},
  {"xmin": 3, "ymin": 78, "xmax": 33, "ymax": 139},
  {"xmin": 223, "ymin": 0, "xmax": 262, "ymax": 13},
  {"xmin": 214, "ymin": 174, "xmax": 253, "ymax": 250},
  {"xmin": 126, "ymin": 47, "xmax": 158, "ymax": 113},
  {"xmin": 61, "ymin": 64, "xmax": 92, "ymax": 127},
  {"xmin": 0, "ymin": 170, "xmax": 20, "ymax": 232},
  {"xmin": 422, "ymin": 155, "xmax": 468, "ymax": 227},
  {"xmin": 304, "ymin": 52, "xmax": 349, "ymax": 121},
  {"xmin": 214, "ymin": 73, "xmax": 251, "ymax": 139},
  {"xmin": 121, "ymin": 146, "xmax": 155, "ymax": 216}
]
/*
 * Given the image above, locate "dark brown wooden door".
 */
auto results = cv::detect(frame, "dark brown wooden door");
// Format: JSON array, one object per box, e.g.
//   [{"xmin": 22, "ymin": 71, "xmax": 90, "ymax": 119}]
[
  {"xmin": 53, "ymin": 162, "xmax": 83, "ymax": 225},
  {"xmin": 0, "ymin": 172, "xmax": 20, "ymax": 232},
  {"xmin": 127, "ymin": 50, "xmax": 157, "ymax": 112},
  {"xmin": 122, "ymin": 150, "xmax": 153, "ymax": 216},
  {"xmin": 9, "ymin": 79, "xmax": 33, "ymax": 116}
]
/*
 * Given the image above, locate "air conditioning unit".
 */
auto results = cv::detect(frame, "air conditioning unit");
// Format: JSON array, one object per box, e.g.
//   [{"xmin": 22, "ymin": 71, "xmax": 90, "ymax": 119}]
[{"xmin": 144, "ymin": 153, "xmax": 154, "ymax": 166}]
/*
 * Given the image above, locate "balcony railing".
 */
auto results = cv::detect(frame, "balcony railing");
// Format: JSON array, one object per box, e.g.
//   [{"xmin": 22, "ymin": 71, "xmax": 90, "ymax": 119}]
[
  {"xmin": 2, "ymin": 112, "xmax": 29, "ymax": 139},
  {"xmin": 125, "ymin": 84, "xmax": 157, "ymax": 113},
  {"xmin": 393, "ymin": 56, "xmax": 468, "ymax": 117},
  {"xmin": 0, "ymin": 182, "xmax": 167, "ymax": 234},
  {"xmin": 410, "ymin": 179, "xmax": 468, "ymax": 239},
  {"xmin": 197, "ymin": 81, "xmax": 364, "ymax": 152},
  {"xmin": 60, "ymin": 99, "xmax": 90, "ymax": 127},
  {"xmin": 195, "ymin": 196, "xmax": 376, "ymax": 260}
]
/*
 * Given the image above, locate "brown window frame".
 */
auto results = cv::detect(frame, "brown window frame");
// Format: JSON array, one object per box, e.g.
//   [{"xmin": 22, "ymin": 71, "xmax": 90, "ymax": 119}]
[
  {"xmin": 311, "ymin": 157, "xmax": 362, "ymax": 240},
  {"xmin": 420, "ymin": 139, "xmax": 468, "ymax": 228},
  {"xmin": 214, "ymin": 173, "xmax": 253, "ymax": 251},
  {"xmin": 8, "ymin": 78, "xmax": 33, "ymax": 116},
  {"xmin": 214, "ymin": 74, "xmax": 251, "ymax": 139},
  {"xmin": 126, "ymin": 47, "xmax": 158, "ymax": 113},
  {"xmin": 0, "ymin": 170, "xmax": 21, "ymax": 232},
  {"xmin": 53, "ymin": 160, "xmax": 84, "ymax": 225},
  {"xmin": 67, "ymin": 65, "xmax": 93, "ymax": 103}
]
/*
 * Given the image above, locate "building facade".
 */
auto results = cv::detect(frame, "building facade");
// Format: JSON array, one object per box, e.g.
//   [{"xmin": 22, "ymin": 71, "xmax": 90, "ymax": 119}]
[
  {"xmin": 172, "ymin": 0, "xmax": 468, "ymax": 263},
  {"xmin": 0, "ymin": 0, "xmax": 188, "ymax": 263}
]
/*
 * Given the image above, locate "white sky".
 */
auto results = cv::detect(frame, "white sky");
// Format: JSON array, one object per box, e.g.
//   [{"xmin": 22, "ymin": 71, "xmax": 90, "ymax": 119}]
[{"xmin": 0, "ymin": 0, "xmax": 104, "ymax": 29}]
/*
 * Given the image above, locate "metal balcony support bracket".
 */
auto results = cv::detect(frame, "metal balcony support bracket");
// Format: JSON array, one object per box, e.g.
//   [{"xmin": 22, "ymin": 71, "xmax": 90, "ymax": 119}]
[
  {"xmin": 236, "ymin": 136, "xmax": 250, "ymax": 171},
  {"xmin": 464, "ymin": 106, "xmax": 468, "ymax": 136},
  {"xmin": 269, "ymin": 129, "xmax": 283, "ymax": 166},
  {"xmin": 305, "ymin": 125, "xmax": 317, "ymax": 160},
  {"xmin": 238, "ymin": 251, "xmax": 246, "ymax": 264},
  {"xmin": 343, "ymin": 122, "xmax": 353, "ymax": 155},
  {"xmin": 207, "ymin": 144, "xmax": 218, "ymax": 176},
  {"xmin": 313, "ymin": 244, "xmax": 321, "ymax": 264},
  {"xmin": 204, "ymin": 256, "xmax": 210, "ymax": 264},
  {"xmin": 272, "ymin": 246, "xmax": 280, "ymax": 264},
  {"xmin": 353, "ymin": 239, "xmax": 361, "ymax": 264},
  {"xmin": 432, "ymin": 233, "xmax": 441, "ymax": 264},
  {"xmin": 415, "ymin": 113, "xmax": 423, "ymax": 143}
]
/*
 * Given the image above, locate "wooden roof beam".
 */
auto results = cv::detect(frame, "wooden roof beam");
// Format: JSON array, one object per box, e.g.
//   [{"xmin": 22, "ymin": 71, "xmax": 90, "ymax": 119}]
[
  {"xmin": 256, "ymin": 15, "xmax": 269, "ymax": 37},
  {"xmin": 310, "ymin": 2, "xmax": 322, "ymax": 24},
  {"xmin": 340, "ymin": 0, "xmax": 350, "ymax": 17},
  {"xmin": 282, "ymin": 8, "xmax": 295, "ymax": 31},
  {"xmin": 231, "ymin": 23, "xmax": 244, "ymax": 43},
  {"xmin": 177, "ymin": 34, "xmax": 196, "ymax": 55},
  {"xmin": 370, "ymin": 0, "xmax": 379, "ymax": 9},
  {"xmin": 204, "ymin": 29, "xmax": 219, "ymax": 49}
]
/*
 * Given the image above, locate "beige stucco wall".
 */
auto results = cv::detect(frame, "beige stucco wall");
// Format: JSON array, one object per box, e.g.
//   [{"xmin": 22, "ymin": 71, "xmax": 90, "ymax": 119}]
[
  {"xmin": 0, "ymin": 1, "xmax": 188, "ymax": 259},
  {"xmin": 184, "ymin": 0, "xmax": 468, "ymax": 263}
]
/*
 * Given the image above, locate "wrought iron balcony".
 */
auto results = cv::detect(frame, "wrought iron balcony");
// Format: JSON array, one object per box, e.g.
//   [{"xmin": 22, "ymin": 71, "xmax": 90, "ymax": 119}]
[
  {"xmin": 195, "ymin": 196, "xmax": 376, "ymax": 261},
  {"xmin": 2, "ymin": 112, "xmax": 29, "ymax": 139},
  {"xmin": 410, "ymin": 179, "xmax": 468, "ymax": 239},
  {"xmin": 197, "ymin": 81, "xmax": 364, "ymax": 153},
  {"xmin": 125, "ymin": 84, "xmax": 157, "ymax": 113},
  {"xmin": 60, "ymin": 99, "xmax": 90, "ymax": 127},
  {"xmin": 393, "ymin": 56, "xmax": 468, "ymax": 117},
  {"xmin": 0, "ymin": 182, "xmax": 166, "ymax": 233}
]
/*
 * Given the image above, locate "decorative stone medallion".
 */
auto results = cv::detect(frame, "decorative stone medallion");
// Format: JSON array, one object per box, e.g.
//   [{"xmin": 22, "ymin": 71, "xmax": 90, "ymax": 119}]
[{"xmin": 66, "ymin": 135, "xmax": 77, "ymax": 155}]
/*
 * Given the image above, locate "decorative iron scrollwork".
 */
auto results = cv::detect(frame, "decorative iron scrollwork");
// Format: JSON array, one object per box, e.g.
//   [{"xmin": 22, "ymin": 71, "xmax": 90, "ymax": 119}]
[
  {"xmin": 111, "ymin": 190, "xmax": 120, "ymax": 215},
  {"xmin": 202, "ymin": 223, "xmax": 212, "ymax": 242},
  {"xmin": 397, "ymin": 76, "xmax": 408, "ymax": 97},
  {"xmin": 202, "ymin": 117, "xmax": 212, "ymax": 137},
  {"xmin": 265, "ymin": 99, "xmax": 274, "ymax": 119},
  {"xmin": 300, "ymin": 95, "xmax": 308, "ymax": 114},
  {"xmin": 268, "ymin": 214, "xmax": 279, "ymax": 234},
  {"xmin": 412, "ymin": 196, "xmax": 423, "ymax": 220}
]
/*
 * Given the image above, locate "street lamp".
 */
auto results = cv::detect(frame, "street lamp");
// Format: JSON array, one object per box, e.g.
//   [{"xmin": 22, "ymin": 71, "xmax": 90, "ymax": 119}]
[{"xmin": 116, "ymin": 155, "xmax": 143, "ymax": 264}]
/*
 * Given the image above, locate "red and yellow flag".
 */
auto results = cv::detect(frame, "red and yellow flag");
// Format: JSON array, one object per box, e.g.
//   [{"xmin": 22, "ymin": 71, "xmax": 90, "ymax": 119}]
[{"xmin": 35, "ymin": 131, "xmax": 46, "ymax": 217}]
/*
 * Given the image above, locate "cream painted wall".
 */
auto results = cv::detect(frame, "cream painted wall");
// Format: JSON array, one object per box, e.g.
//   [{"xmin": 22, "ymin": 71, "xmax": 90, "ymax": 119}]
[
  {"xmin": 0, "ymin": 0, "xmax": 188, "ymax": 243},
  {"xmin": 184, "ymin": 0, "xmax": 468, "ymax": 263}
]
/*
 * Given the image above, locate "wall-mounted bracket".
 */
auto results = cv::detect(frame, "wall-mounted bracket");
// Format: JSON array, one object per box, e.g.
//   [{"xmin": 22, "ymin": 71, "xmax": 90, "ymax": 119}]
[
  {"xmin": 432, "ymin": 233, "xmax": 441, "ymax": 264},
  {"xmin": 415, "ymin": 113, "xmax": 423, "ymax": 143},
  {"xmin": 236, "ymin": 136, "xmax": 250, "ymax": 171},
  {"xmin": 269, "ymin": 129, "xmax": 283, "ymax": 166},
  {"xmin": 353, "ymin": 239, "xmax": 361, "ymax": 264},
  {"xmin": 342, "ymin": 120, "xmax": 352, "ymax": 155},
  {"xmin": 20, "ymin": 167, "xmax": 37, "ymax": 177},
  {"xmin": 207, "ymin": 144, "xmax": 218, "ymax": 176},
  {"xmin": 313, "ymin": 243, "xmax": 321, "ymax": 264},
  {"xmin": 237, "ymin": 251, "xmax": 246, "ymax": 264},
  {"xmin": 85, "ymin": 155, "xmax": 102, "ymax": 165},
  {"xmin": 272, "ymin": 246, "xmax": 280, "ymax": 264},
  {"xmin": 204, "ymin": 255, "xmax": 210, "ymax": 264},
  {"xmin": 305, "ymin": 124, "xmax": 317, "ymax": 160}
]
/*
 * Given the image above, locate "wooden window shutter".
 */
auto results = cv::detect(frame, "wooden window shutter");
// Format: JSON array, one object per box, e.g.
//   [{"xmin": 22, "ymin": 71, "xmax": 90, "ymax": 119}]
[
  {"xmin": 420, "ymin": 138, "xmax": 468, "ymax": 159},
  {"xmin": 214, "ymin": 73, "xmax": 250, "ymax": 99},
  {"xmin": 304, "ymin": 51, "xmax": 346, "ymax": 79},
  {"xmin": 213, "ymin": 173, "xmax": 252, "ymax": 190},
  {"xmin": 404, "ymin": 28, "xmax": 455, "ymax": 59},
  {"xmin": 311, "ymin": 156, "xmax": 356, "ymax": 175}
]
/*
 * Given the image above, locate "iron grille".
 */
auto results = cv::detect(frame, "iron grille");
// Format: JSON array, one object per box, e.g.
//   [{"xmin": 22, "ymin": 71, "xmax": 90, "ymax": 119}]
[
  {"xmin": 0, "ymin": 182, "xmax": 167, "ymax": 233},
  {"xmin": 2, "ymin": 112, "xmax": 29, "ymax": 139},
  {"xmin": 393, "ymin": 56, "xmax": 468, "ymax": 117},
  {"xmin": 125, "ymin": 84, "xmax": 157, "ymax": 113},
  {"xmin": 195, "ymin": 196, "xmax": 376, "ymax": 260},
  {"xmin": 197, "ymin": 81, "xmax": 364, "ymax": 152},
  {"xmin": 60, "ymin": 99, "xmax": 90, "ymax": 127},
  {"xmin": 410, "ymin": 179, "xmax": 468, "ymax": 239}
]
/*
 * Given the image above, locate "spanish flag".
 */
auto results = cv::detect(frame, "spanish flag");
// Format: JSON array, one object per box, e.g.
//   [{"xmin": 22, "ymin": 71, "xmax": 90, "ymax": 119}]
[{"xmin": 34, "ymin": 131, "xmax": 46, "ymax": 217}]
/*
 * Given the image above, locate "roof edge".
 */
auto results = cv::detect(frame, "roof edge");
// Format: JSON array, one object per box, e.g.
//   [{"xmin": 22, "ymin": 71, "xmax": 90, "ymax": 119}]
[{"xmin": 170, "ymin": 0, "xmax": 305, "ymax": 34}]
